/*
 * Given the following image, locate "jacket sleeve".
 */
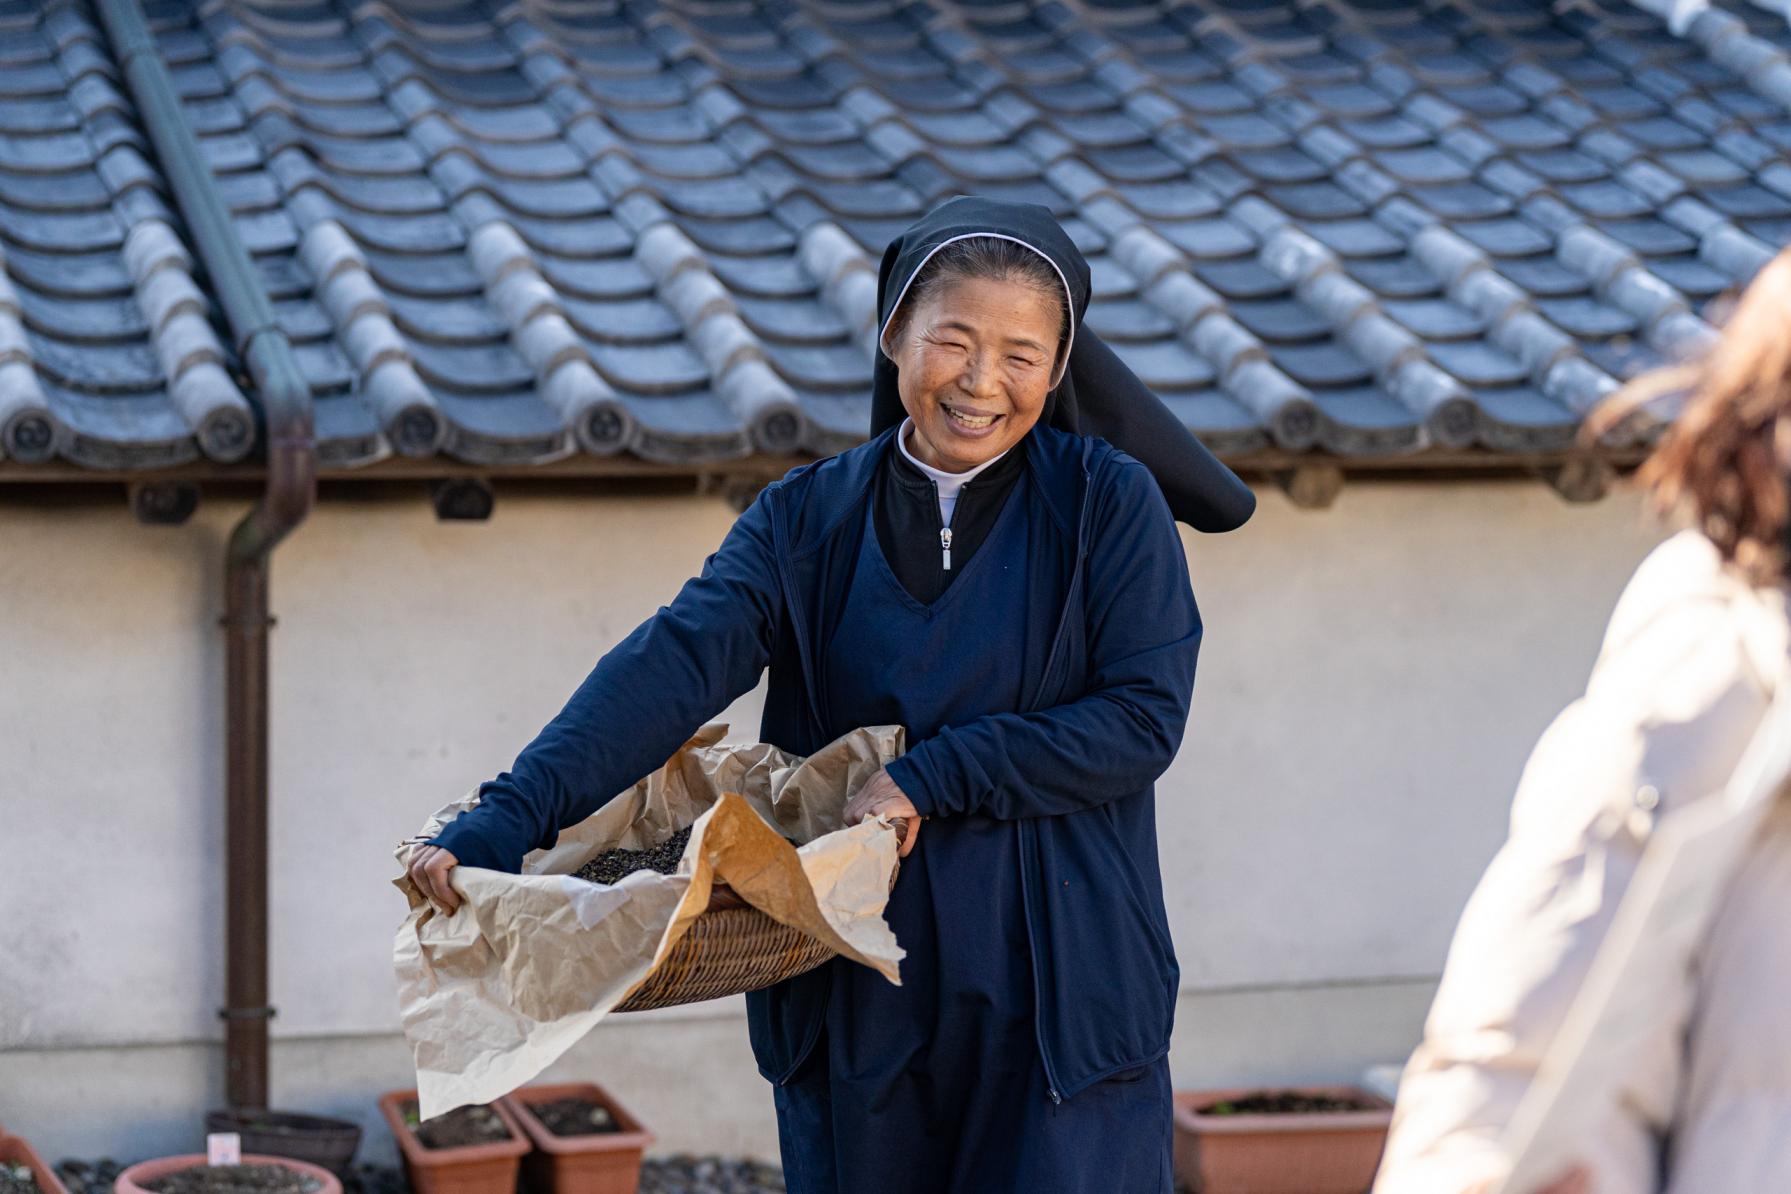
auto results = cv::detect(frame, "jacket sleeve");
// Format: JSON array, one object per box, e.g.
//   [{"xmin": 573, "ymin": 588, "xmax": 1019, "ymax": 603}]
[
  {"xmin": 1373, "ymin": 548, "xmax": 1776, "ymax": 1194},
  {"xmin": 425, "ymin": 485, "xmax": 786, "ymax": 873},
  {"xmin": 882, "ymin": 455, "xmax": 1201, "ymax": 821}
]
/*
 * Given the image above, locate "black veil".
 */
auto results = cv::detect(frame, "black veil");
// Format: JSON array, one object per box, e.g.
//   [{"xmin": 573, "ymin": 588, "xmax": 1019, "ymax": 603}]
[{"xmin": 868, "ymin": 195, "xmax": 1255, "ymax": 533}]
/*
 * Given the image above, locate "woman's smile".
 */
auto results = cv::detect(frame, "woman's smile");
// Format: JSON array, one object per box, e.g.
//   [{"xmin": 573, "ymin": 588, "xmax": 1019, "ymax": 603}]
[{"xmin": 940, "ymin": 401, "xmax": 1004, "ymax": 437}]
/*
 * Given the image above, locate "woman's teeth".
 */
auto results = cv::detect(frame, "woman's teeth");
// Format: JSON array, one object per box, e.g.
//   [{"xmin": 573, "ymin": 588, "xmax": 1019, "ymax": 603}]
[{"xmin": 944, "ymin": 405, "xmax": 998, "ymax": 429}]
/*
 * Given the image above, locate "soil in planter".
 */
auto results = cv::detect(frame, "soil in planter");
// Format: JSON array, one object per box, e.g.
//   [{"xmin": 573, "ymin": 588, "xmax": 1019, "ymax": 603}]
[
  {"xmin": 140, "ymin": 1163, "xmax": 323, "ymax": 1194},
  {"xmin": 573, "ymin": 827, "xmax": 694, "ymax": 885},
  {"xmin": 3, "ymin": 1163, "xmax": 41, "ymax": 1194},
  {"xmin": 399, "ymin": 1102, "xmax": 513, "ymax": 1150},
  {"xmin": 529, "ymin": 1097, "xmax": 622, "ymax": 1137},
  {"xmin": 1197, "ymin": 1090, "xmax": 1381, "ymax": 1116}
]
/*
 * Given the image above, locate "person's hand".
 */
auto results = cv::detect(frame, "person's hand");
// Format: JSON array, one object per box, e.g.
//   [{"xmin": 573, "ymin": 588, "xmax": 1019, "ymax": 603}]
[
  {"xmin": 408, "ymin": 844, "xmax": 462, "ymax": 916},
  {"xmin": 1467, "ymin": 1166, "xmax": 1590, "ymax": 1194},
  {"xmin": 844, "ymin": 768, "xmax": 922, "ymax": 858}
]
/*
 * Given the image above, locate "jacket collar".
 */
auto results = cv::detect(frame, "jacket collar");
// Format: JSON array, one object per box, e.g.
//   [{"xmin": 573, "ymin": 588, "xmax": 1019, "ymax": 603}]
[
  {"xmin": 889, "ymin": 422, "xmax": 1028, "ymax": 496},
  {"xmin": 779, "ymin": 421, "xmax": 1088, "ymax": 561}
]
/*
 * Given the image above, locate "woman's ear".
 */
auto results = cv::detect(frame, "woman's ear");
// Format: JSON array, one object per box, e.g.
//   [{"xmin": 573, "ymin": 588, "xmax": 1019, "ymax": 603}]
[{"xmin": 879, "ymin": 313, "xmax": 902, "ymax": 363}]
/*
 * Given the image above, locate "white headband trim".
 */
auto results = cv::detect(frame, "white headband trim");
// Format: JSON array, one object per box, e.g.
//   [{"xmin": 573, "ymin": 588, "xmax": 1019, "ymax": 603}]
[{"xmin": 877, "ymin": 231, "xmax": 1076, "ymax": 390}]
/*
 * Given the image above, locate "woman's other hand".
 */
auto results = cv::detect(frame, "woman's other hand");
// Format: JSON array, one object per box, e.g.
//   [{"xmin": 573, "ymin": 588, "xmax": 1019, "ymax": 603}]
[
  {"xmin": 844, "ymin": 768, "xmax": 923, "ymax": 858},
  {"xmin": 408, "ymin": 844, "xmax": 462, "ymax": 915}
]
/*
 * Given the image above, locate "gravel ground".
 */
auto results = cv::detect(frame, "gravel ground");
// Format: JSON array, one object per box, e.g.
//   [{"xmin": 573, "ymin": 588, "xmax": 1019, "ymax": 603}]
[
  {"xmin": 53, "ymin": 1158, "xmax": 122, "ymax": 1194},
  {"xmin": 54, "ymin": 1155, "xmax": 786, "ymax": 1194},
  {"xmin": 639, "ymin": 1156, "xmax": 785, "ymax": 1194}
]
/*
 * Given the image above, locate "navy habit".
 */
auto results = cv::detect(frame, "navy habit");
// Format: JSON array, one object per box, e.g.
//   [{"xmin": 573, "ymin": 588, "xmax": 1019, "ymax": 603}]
[
  {"xmin": 430, "ymin": 195, "xmax": 1249, "ymax": 1191},
  {"xmin": 430, "ymin": 424, "xmax": 1199, "ymax": 1189},
  {"xmin": 775, "ymin": 434, "xmax": 1176, "ymax": 1193}
]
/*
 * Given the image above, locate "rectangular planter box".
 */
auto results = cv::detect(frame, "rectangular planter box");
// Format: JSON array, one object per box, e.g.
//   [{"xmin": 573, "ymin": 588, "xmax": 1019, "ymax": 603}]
[
  {"xmin": 501, "ymin": 1083, "xmax": 654, "ymax": 1194},
  {"xmin": 1172, "ymin": 1086, "xmax": 1393, "ymax": 1194},
  {"xmin": 204, "ymin": 1109, "xmax": 362, "ymax": 1179},
  {"xmin": 1, "ymin": 1133, "xmax": 71, "ymax": 1194},
  {"xmin": 377, "ymin": 1090, "xmax": 529, "ymax": 1194}
]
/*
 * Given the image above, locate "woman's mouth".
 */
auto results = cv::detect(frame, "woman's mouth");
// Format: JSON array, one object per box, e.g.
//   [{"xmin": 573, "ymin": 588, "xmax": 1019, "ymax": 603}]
[{"xmin": 941, "ymin": 403, "xmax": 1003, "ymax": 435}]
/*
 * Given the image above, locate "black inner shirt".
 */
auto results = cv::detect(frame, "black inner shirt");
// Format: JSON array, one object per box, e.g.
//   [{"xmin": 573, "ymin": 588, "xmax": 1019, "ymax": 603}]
[{"xmin": 873, "ymin": 428, "xmax": 1029, "ymax": 607}]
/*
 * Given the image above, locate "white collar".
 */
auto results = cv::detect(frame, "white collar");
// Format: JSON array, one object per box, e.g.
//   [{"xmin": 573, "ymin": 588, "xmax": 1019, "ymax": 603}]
[{"xmin": 896, "ymin": 415, "xmax": 1014, "ymax": 491}]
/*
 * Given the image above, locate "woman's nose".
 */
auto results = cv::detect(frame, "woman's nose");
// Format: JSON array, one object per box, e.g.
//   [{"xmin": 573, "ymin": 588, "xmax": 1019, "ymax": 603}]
[{"xmin": 960, "ymin": 350, "xmax": 1001, "ymax": 400}]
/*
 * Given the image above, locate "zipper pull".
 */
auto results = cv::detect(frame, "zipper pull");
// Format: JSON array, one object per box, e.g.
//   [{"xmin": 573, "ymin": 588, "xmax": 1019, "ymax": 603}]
[
  {"xmin": 1048, "ymin": 1087, "xmax": 1061, "ymax": 1105},
  {"xmin": 940, "ymin": 526, "xmax": 952, "ymax": 571}
]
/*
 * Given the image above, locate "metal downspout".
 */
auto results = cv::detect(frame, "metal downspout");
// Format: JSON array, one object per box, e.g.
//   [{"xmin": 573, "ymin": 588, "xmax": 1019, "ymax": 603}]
[{"xmin": 95, "ymin": 0, "xmax": 317, "ymax": 1109}]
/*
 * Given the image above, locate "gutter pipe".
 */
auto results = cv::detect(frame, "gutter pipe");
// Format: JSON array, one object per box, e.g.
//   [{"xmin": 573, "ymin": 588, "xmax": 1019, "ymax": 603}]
[{"xmin": 95, "ymin": 0, "xmax": 317, "ymax": 1109}]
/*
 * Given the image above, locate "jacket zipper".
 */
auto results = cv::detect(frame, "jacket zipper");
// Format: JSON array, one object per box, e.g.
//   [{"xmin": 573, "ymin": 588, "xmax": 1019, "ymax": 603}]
[
  {"xmin": 1017, "ymin": 440, "xmax": 1097, "ymax": 1106},
  {"xmin": 1018, "ymin": 827, "xmax": 1065, "ymax": 1105},
  {"xmin": 928, "ymin": 478, "xmax": 954, "ymax": 572}
]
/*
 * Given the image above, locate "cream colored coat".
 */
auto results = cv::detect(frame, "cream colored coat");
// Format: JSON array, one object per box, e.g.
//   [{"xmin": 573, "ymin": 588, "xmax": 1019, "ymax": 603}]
[{"xmin": 1374, "ymin": 529, "xmax": 1791, "ymax": 1194}]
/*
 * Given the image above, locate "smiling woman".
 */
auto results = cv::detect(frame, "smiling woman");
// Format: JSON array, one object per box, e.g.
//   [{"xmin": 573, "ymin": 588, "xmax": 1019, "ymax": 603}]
[
  {"xmin": 877, "ymin": 238, "xmax": 1071, "ymax": 472},
  {"xmin": 413, "ymin": 196, "xmax": 1255, "ymax": 1194}
]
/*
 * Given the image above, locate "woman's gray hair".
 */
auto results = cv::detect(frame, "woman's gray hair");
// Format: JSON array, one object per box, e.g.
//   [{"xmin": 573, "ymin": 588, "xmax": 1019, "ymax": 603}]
[{"xmin": 885, "ymin": 235, "xmax": 1071, "ymax": 366}]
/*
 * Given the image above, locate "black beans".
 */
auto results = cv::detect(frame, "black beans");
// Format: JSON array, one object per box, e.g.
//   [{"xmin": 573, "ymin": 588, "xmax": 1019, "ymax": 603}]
[{"xmin": 573, "ymin": 827, "xmax": 694, "ymax": 886}]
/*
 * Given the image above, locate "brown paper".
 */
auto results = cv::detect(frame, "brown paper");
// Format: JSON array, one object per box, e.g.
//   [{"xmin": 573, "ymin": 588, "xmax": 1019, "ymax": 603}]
[{"xmin": 391, "ymin": 723, "xmax": 908, "ymax": 1119}]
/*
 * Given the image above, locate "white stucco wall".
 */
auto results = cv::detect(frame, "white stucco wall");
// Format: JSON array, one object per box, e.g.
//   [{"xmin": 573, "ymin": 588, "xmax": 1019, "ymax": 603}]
[{"xmin": 0, "ymin": 479, "xmax": 1666, "ymax": 1163}]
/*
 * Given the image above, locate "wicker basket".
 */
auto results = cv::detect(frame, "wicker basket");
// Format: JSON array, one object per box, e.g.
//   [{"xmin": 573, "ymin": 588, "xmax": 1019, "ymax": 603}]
[
  {"xmin": 613, "ymin": 825, "xmax": 905, "ymax": 1013},
  {"xmin": 613, "ymin": 903, "xmax": 838, "ymax": 1012}
]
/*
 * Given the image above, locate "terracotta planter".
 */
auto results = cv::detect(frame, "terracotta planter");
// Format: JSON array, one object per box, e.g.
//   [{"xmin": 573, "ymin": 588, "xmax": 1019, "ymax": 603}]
[
  {"xmin": 113, "ymin": 1154, "xmax": 341, "ymax": 1194},
  {"xmin": 377, "ymin": 1090, "xmax": 529, "ymax": 1194},
  {"xmin": 0, "ymin": 1132, "xmax": 72, "ymax": 1194},
  {"xmin": 500, "ymin": 1082, "xmax": 654, "ymax": 1194},
  {"xmin": 1172, "ymin": 1086, "xmax": 1393, "ymax": 1194}
]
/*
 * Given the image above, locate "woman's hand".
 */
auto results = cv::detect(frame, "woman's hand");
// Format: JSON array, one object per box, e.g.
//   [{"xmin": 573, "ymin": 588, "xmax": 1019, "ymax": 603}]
[
  {"xmin": 408, "ymin": 844, "xmax": 462, "ymax": 915},
  {"xmin": 844, "ymin": 768, "xmax": 923, "ymax": 858}
]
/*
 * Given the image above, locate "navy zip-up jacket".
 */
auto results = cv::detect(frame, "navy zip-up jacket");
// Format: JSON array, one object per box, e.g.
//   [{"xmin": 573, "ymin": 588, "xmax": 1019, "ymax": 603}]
[{"xmin": 429, "ymin": 419, "xmax": 1202, "ymax": 1100}]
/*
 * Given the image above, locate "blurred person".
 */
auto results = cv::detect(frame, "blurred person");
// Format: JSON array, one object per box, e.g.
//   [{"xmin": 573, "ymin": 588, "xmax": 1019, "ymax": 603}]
[{"xmin": 1373, "ymin": 248, "xmax": 1791, "ymax": 1194}]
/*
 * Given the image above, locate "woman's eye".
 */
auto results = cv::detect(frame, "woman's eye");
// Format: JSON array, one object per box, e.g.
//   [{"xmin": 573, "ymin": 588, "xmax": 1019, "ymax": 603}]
[{"xmin": 1009, "ymin": 356, "xmax": 1039, "ymax": 368}]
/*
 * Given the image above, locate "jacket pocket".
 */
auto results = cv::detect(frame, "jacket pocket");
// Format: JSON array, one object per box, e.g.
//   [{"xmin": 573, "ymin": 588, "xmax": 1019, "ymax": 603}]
[{"xmin": 1030, "ymin": 803, "xmax": 1178, "ymax": 1085}]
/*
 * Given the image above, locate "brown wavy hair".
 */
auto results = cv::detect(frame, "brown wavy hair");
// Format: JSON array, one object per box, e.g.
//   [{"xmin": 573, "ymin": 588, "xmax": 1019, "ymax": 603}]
[{"xmin": 1583, "ymin": 248, "xmax": 1791, "ymax": 584}]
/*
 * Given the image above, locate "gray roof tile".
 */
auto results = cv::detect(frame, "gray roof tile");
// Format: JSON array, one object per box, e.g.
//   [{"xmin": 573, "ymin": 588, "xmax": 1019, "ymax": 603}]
[{"xmin": 7, "ymin": 0, "xmax": 1787, "ymax": 475}]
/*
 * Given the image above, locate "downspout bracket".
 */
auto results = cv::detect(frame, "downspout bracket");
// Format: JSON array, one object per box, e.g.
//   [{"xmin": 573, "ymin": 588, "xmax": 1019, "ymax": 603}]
[{"xmin": 217, "ymin": 1005, "xmax": 279, "ymax": 1021}]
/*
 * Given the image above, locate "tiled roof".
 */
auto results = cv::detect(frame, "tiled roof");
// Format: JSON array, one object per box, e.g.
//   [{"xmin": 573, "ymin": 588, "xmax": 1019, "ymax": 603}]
[{"xmin": 1, "ymin": 0, "xmax": 1788, "ymax": 475}]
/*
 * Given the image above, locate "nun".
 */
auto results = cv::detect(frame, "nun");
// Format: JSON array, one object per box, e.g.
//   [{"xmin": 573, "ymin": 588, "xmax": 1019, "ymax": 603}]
[{"xmin": 409, "ymin": 195, "xmax": 1256, "ymax": 1193}]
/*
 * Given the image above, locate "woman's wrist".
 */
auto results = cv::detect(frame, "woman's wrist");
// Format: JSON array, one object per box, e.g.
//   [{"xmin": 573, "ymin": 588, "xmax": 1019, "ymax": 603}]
[{"xmin": 881, "ymin": 755, "xmax": 936, "ymax": 817}]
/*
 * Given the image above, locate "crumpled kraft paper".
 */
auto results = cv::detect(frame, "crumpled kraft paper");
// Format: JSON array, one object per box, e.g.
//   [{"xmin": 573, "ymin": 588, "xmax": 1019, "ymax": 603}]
[{"xmin": 391, "ymin": 723, "xmax": 908, "ymax": 1119}]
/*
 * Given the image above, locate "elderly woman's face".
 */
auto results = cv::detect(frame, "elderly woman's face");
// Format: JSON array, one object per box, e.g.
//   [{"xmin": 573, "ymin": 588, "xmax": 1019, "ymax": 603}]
[{"xmin": 883, "ymin": 274, "xmax": 1063, "ymax": 472}]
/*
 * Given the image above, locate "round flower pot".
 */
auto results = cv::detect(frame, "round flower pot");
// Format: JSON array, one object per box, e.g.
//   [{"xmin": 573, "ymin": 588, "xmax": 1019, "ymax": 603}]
[
  {"xmin": 1172, "ymin": 1085, "xmax": 1393, "ymax": 1194},
  {"xmin": 500, "ymin": 1082, "xmax": 655, "ymax": 1194},
  {"xmin": 204, "ymin": 1109, "xmax": 362, "ymax": 1179},
  {"xmin": 1, "ymin": 1132, "xmax": 72, "ymax": 1194},
  {"xmin": 377, "ymin": 1090, "xmax": 529, "ymax": 1194},
  {"xmin": 113, "ymin": 1154, "xmax": 340, "ymax": 1194}
]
